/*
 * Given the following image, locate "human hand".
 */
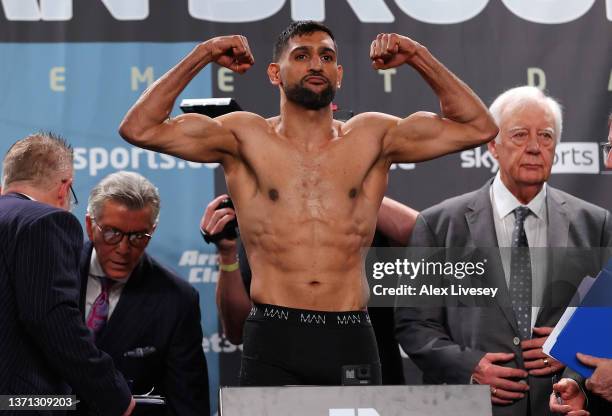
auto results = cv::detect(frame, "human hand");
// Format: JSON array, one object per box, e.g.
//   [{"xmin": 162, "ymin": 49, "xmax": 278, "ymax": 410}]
[
  {"xmin": 578, "ymin": 353, "xmax": 612, "ymax": 402},
  {"xmin": 369, "ymin": 33, "xmax": 420, "ymax": 70},
  {"xmin": 471, "ymin": 352, "xmax": 529, "ymax": 405},
  {"xmin": 204, "ymin": 35, "xmax": 254, "ymax": 73},
  {"xmin": 549, "ymin": 378, "xmax": 588, "ymax": 415},
  {"xmin": 201, "ymin": 194, "xmax": 238, "ymax": 258},
  {"xmin": 521, "ymin": 327, "xmax": 565, "ymax": 376}
]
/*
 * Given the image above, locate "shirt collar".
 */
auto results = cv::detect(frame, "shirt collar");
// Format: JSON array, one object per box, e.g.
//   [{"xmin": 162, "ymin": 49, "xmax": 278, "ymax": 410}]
[
  {"xmin": 492, "ymin": 172, "xmax": 547, "ymax": 220},
  {"xmin": 13, "ymin": 192, "xmax": 36, "ymax": 201},
  {"xmin": 89, "ymin": 247, "xmax": 129, "ymax": 285}
]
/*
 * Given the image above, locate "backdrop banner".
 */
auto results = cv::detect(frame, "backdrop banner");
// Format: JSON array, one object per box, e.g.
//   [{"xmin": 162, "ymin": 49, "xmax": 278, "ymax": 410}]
[{"xmin": 1, "ymin": 1, "xmax": 611, "ymax": 413}]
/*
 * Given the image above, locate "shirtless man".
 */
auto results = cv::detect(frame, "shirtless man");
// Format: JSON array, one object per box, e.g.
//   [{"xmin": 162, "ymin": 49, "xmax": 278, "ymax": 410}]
[{"xmin": 119, "ymin": 21, "xmax": 498, "ymax": 386}]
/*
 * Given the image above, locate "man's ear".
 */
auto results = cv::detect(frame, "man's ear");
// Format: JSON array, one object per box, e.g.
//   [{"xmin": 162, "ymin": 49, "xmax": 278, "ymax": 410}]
[
  {"xmin": 85, "ymin": 214, "xmax": 94, "ymax": 241},
  {"xmin": 57, "ymin": 179, "xmax": 71, "ymax": 209},
  {"xmin": 336, "ymin": 64, "xmax": 343, "ymax": 89},
  {"xmin": 488, "ymin": 139, "xmax": 499, "ymax": 160},
  {"xmin": 267, "ymin": 63, "xmax": 281, "ymax": 86}
]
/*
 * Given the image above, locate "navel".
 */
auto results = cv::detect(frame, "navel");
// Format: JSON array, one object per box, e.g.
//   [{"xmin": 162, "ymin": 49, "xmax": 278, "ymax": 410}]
[
  {"xmin": 349, "ymin": 188, "xmax": 357, "ymax": 199},
  {"xmin": 269, "ymin": 188, "xmax": 279, "ymax": 201}
]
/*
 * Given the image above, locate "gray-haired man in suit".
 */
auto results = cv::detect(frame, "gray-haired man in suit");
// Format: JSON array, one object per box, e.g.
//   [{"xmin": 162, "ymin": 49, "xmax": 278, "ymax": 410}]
[{"xmin": 395, "ymin": 87, "xmax": 612, "ymax": 416}]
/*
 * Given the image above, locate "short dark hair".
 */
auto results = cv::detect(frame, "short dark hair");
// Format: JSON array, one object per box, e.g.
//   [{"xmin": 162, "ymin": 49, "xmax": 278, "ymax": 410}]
[{"xmin": 273, "ymin": 20, "xmax": 336, "ymax": 61}]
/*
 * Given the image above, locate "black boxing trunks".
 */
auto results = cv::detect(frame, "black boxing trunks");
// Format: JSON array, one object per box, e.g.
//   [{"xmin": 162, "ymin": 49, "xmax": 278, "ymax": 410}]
[{"xmin": 239, "ymin": 303, "xmax": 382, "ymax": 386}]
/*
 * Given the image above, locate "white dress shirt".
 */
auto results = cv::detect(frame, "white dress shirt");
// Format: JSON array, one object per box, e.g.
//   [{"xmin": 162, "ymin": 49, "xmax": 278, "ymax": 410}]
[
  {"xmin": 490, "ymin": 173, "xmax": 548, "ymax": 330},
  {"xmin": 84, "ymin": 248, "xmax": 129, "ymax": 321}
]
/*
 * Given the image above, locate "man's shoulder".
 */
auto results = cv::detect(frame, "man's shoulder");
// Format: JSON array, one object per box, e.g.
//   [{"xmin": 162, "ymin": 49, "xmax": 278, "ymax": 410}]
[
  {"xmin": 548, "ymin": 186, "xmax": 610, "ymax": 217},
  {"xmin": 0, "ymin": 195, "xmax": 77, "ymax": 227},
  {"xmin": 144, "ymin": 254, "xmax": 198, "ymax": 297},
  {"xmin": 420, "ymin": 187, "xmax": 485, "ymax": 220}
]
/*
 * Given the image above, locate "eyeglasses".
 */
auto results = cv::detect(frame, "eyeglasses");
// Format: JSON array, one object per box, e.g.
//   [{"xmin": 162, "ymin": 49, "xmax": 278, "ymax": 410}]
[
  {"xmin": 601, "ymin": 142, "xmax": 611, "ymax": 162},
  {"xmin": 92, "ymin": 221, "xmax": 152, "ymax": 248},
  {"xmin": 61, "ymin": 179, "xmax": 79, "ymax": 207},
  {"xmin": 69, "ymin": 184, "xmax": 78, "ymax": 206}
]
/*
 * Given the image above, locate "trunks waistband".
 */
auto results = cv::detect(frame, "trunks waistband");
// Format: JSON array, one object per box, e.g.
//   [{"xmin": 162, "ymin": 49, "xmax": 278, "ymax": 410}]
[{"xmin": 247, "ymin": 303, "xmax": 372, "ymax": 327}]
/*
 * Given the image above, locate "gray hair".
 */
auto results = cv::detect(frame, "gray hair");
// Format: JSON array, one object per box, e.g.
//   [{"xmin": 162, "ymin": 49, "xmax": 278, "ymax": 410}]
[
  {"xmin": 87, "ymin": 171, "xmax": 160, "ymax": 226},
  {"xmin": 489, "ymin": 86, "xmax": 563, "ymax": 143},
  {"xmin": 2, "ymin": 132, "xmax": 73, "ymax": 189}
]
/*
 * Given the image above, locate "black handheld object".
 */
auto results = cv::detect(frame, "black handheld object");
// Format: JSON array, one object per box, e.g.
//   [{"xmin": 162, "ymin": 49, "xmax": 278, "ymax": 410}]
[{"xmin": 202, "ymin": 198, "xmax": 239, "ymax": 244}]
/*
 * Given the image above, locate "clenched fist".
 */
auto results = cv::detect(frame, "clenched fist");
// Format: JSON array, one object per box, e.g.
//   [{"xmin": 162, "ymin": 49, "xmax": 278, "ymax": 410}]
[
  {"xmin": 369, "ymin": 33, "xmax": 420, "ymax": 70},
  {"xmin": 203, "ymin": 35, "xmax": 255, "ymax": 74}
]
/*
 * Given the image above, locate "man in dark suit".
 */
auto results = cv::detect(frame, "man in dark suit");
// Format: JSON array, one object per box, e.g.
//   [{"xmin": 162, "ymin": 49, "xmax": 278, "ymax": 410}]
[
  {"xmin": 78, "ymin": 171, "xmax": 209, "ymax": 416},
  {"xmin": 549, "ymin": 112, "xmax": 612, "ymax": 416},
  {"xmin": 395, "ymin": 87, "xmax": 612, "ymax": 416},
  {"xmin": 0, "ymin": 133, "xmax": 134, "ymax": 415}
]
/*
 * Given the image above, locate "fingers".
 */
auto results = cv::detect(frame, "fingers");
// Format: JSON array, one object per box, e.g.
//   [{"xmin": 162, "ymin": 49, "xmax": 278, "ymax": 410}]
[
  {"xmin": 370, "ymin": 33, "xmax": 399, "ymax": 69},
  {"xmin": 211, "ymin": 35, "xmax": 254, "ymax": 73},
  {"xmin": 549, "ymin": 393, "xmax": 572, "ymax": 414},
  {"xmin": 493, "ymin": 376, "xmax": 530, "ymax": 393},
  {"xmin": 528, "ymin": 361, "xmax": 564, "ymax": 376},
  {"xmin": 521, "ymin": 336, "xmax": 547, "ymax": 350},
  {"xmin": 484, "ymin": 352, "xmax": 515, "ymax": 363},
  {"xmin": 532, "ymin": 326, "xmax": 553, "ymax": 336},
  {"xmin": 522, "ymin": 348, "xmax": 547, "ymax": 361},
  {"xmin": 577, "ymin": 352, "xmax": 602, "ymax": 368},
  {"xmin": 202, "ymin": 194, "xmax": 229, "ymax": 230},
  {"xmin": 205, "ymin": 207, "xmax": 236, "ymax": 235}
]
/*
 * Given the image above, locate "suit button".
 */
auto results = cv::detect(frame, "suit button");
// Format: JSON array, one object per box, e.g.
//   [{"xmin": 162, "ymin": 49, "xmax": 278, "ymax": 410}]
[{"xmin": 513, "ymin": 337, "xmax": 520, "ymax": 346}]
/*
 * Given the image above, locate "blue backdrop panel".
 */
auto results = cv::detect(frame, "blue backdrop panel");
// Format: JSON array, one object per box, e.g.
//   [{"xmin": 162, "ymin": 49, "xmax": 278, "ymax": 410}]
[{"xmin": 0, "ymin": 42, "xmax": 222, "ymax": 410}]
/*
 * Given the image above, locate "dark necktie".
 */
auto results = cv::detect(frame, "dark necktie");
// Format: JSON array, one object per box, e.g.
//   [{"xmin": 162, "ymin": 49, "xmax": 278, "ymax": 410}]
[
  {"xmin": 86, "ymin": 277, "xmax": 115, "ymax": 338},
  {"xmin": 509, "ymin": 206, "xmax": 532, "ymax": 340}
]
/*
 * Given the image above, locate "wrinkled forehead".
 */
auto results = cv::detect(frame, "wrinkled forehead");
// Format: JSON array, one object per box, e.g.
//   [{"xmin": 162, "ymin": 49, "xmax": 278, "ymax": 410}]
[{"xmin": 501, "ymin": 98, "xmax": 555, "ymax": 128}]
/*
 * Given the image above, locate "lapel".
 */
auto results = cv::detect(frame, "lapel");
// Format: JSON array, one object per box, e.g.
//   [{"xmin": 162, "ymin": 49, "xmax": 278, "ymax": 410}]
[
  {"xmin": 94, "ymin": 252, "xmax": 158, "ymax": 355},
  {"xmin": 78, "ymin": 243, "xmax": 94, "ymax": 313},
  {"xmin": 464, "ymin": 179, "xmax": 518, "ymax": 333},
  {"xmin": 546, "ymin": 187, "xmax": 570, "ymax": 248},
  {"xmin": 537, "ymin": 187, "xmax": 571, "ymax": 325}
]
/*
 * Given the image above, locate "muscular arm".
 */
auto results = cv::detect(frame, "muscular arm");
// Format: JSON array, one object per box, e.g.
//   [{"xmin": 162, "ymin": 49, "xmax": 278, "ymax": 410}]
[
  {"xmin": 201, "ymin": 195, "xmax": 251, "ymax": 344},
  {"xmin": 376, "ymin": 196, "xmax": 418, "ymax": 246},
  {"xmin": 369, "ymin": 33, "xmax": 498, "ymax": 163},
  {"xmin": 119, "ymin": 36, "xmax": 254, "ymax": 163}
]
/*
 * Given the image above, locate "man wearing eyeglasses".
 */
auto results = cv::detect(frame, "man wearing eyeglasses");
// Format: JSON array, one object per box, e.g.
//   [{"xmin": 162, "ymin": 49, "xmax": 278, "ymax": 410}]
[
  {"xmin": 0, "ymin": 133, "xmax": 135, "ymax": 416},
  {"xmin": 76, "ymin": 171, "xmax": 209, "ymax": 416}
]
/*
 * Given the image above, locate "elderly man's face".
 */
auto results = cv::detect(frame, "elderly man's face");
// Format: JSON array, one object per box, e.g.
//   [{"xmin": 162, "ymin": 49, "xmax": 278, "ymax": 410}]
[
  {"xmin": 489, "ymin": 100, "xmax": 557, "ymax": 198},
  {"xmin": 86, "ymin": 200, "xmax": 155, "ymax": 280}
]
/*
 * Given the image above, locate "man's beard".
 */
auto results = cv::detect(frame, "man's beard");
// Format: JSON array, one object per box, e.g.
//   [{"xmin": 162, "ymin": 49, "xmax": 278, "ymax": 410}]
[{"xmin": 284, "ymin": 77, "xmax": 336, "ymax": 110}]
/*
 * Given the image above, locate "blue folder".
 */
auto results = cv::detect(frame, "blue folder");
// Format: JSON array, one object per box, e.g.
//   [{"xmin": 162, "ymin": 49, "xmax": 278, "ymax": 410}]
[{"xmin": 549, "ymin": 259, "xmax": 612, "ymax": 378}]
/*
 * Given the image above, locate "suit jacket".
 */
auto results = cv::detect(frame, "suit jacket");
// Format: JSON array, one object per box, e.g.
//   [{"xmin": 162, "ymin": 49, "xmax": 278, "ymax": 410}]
[
  {"xmin": 0, "ymin": 193, "xmax": 131, "ymax": 416},
  {"xmin": 78, "ymin": 242, "xmax": 210, "ymax": 416},
  {"xmin": 395, "ymin": 180, "xmax": 612, "ymax": 416}
]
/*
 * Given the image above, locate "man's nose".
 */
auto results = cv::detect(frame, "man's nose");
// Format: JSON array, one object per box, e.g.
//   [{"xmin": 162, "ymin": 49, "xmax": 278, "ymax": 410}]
[
  {"xmin": 309, "ymin": 56, "xmax": 323, "ymax": 71},
  {"xmin": 525, "ymin": 133, "xmax": 541, "ymax": 153},
  {"xmin": 115, "ymin": 235, "xmax": 131, "ymax": 253}
]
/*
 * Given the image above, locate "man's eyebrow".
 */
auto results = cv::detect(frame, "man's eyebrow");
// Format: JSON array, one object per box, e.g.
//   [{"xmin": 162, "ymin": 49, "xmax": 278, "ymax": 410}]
[
  {"xmin": 290, "ymin": 46, "xmax": 313, "ymax": 54},
  {"xmin": 318, "ymin": 46, "xmax": 336, "ymax": 55}
]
